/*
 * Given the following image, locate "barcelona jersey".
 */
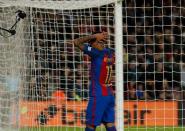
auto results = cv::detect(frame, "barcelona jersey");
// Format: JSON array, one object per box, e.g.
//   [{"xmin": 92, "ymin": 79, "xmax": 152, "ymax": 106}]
[
  {"xmin": 83, "ymin": 44, "xmax": 115, "ymax": 97},
  {"xmin": 83, "ymin": 44, "xmax": 115, "ymax": 126}
]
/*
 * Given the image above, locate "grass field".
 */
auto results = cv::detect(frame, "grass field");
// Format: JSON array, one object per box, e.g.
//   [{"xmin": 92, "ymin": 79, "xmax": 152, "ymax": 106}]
[{"xmin": 20, "ymin": 127, "xmax": 185, "ymax": 131}]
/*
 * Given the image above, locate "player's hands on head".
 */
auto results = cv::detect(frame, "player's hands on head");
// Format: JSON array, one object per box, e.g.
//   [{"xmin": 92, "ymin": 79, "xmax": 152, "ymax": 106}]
[{"xmin": 94, "ymin": 31, "xmax": 108, "ymax": 42}]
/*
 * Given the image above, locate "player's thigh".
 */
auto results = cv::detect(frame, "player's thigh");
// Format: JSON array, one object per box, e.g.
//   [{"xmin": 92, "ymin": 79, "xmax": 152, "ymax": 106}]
[
  {"xmin": 86, "ymin": 96, "xmax": 108, "ymax": 126},
  {"xmin": 102, "ymin": 95, "xmax": 115, "ymax": 123}
]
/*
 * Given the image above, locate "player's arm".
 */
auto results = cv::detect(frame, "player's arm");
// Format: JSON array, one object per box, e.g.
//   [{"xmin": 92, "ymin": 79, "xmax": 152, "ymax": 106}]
[
  {"xmin": 72, "ymin": 35, "xmax": 96, "ymax": 51},
  {"xmin": 71, "ymin": 32, "xmax": 108, "ymax": 51}
]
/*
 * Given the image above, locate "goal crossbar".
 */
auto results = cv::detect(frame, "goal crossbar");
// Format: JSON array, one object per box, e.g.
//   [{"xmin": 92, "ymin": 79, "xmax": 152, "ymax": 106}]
[{"xmin": 0, "ymin": 0, "xmax": 116, "ymax": 9}]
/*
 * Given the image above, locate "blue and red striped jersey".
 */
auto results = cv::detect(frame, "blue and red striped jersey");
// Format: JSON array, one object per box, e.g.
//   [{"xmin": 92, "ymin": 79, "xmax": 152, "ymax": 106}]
[{"xmin": 83, "ymin": 44, "xmax": 115, "ymax": 97}]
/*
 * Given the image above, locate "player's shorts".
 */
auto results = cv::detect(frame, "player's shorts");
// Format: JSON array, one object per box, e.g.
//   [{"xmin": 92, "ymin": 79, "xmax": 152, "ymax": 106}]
[{"xmin": 86, "ymin": 95, "xmax": 115, "ymax": 126}]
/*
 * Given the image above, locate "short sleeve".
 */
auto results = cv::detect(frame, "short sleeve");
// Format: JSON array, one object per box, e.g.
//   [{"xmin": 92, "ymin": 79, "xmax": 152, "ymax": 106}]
[{"xmin": 83, "ymin": 44, "xmax": 102, "ymax": 57}]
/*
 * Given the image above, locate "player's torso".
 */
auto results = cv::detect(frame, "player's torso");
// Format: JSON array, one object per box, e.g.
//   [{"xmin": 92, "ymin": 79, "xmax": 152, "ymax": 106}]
[{"xmin": 89, "ymin": 49, "xmax": 114, "ymax": 97}]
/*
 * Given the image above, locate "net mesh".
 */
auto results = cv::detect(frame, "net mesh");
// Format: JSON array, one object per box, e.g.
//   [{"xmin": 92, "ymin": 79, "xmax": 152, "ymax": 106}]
[
  {"xmin": 122, "ymin": 0, "xmax": 185, "ymax": 129},
  {"xmin": 0, "ymin": 0, "xmax": 116, "ymax": 131},
  {"xmin": 0, "ymin": 6, "xmax": 30, "ymax": 131},
  {"xmin": 0, "ymin": 0, "xmax": 185, "ymax": 131}
]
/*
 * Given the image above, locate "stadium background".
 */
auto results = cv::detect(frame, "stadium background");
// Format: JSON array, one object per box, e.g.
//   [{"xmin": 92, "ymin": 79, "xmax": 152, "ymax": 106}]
[
  {"xmin": 22, "ymin": 0, "xmax": 185, "ymax": 127},
  {"xmin": 1, "ymin": 0, "xmax": 185, "ymax": 130}
]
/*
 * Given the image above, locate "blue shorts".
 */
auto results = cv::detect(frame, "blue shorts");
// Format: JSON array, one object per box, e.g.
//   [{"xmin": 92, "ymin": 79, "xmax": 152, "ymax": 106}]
[{"xmin": 86, "ymin": 95, "xmax": 115, "ymax": 126}]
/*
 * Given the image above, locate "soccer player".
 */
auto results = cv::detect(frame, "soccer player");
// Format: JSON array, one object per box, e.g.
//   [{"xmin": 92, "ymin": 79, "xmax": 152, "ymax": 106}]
[{"xmin": 71, "ymin": 32, "xmax": 116, "ymax": 131}]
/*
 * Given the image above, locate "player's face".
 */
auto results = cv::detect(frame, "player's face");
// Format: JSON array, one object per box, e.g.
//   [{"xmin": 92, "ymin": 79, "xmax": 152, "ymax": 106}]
[{"xmin": 91, "ymin": 40, "xmax": 105, "ymax": 50}]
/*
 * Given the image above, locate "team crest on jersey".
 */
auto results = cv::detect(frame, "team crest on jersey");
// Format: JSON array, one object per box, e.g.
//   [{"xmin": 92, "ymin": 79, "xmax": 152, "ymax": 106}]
[{"xmin": 104, "ymin": 57, "xmax": 113, "ymax": 63}]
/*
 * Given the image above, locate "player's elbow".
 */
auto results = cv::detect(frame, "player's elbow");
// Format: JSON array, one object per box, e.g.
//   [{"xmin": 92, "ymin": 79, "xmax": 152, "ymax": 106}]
[
  {"xmin": 72, "ymin": 40, "xmax": 79, "ymax": 47},
  {"xmin": 73, "ymin": 41, "xmax": 84, "ymax": 51}
]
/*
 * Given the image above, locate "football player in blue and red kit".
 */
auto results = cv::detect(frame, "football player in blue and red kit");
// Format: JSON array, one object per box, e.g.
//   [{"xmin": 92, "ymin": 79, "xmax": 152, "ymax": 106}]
[{"xmin": 71, "ymin": 32, "xmax": 116, "ymax": 131}]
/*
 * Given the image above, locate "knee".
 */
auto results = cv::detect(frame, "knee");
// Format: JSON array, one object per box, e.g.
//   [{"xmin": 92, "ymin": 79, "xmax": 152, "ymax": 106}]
[
  {"xmin": 104, "ymin": 122, "xmax": 115, "ymax": 128},
  {"xmin": 104, "ymin": 123, "xmax": 116, "ymax": 131}
]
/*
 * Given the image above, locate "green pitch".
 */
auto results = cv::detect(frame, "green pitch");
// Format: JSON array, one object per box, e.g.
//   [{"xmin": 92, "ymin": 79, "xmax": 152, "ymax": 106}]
[{"xmin": 21, "ymin": 127, "xmax": 185, "ymax": 131}]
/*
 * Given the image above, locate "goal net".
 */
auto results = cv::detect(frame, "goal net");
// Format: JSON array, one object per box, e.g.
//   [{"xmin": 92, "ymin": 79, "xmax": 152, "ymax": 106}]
[
  {"xmin": 0, "ymin": 0, "xmax": 185, "ymax": 131},
  {"xmin": 0, "ymin": 5, "xmax": 30, "ymax": 131},
  {"xmin": 122, "ymin": 0, "xmax": 185, "ymax": 130},
  {"xmin": 0, "ymin": 0, "xmax": 119, "ymax": 131}
]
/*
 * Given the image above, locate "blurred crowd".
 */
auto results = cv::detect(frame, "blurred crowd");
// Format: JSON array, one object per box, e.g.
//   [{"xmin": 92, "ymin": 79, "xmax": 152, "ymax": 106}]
[
  {"xmin": 123, "ymin": 0, "xmax": 185, "ymax": 100},
  {"xmin": 25, "ymin": 0, "xmax": 185, "ymax": 101}
]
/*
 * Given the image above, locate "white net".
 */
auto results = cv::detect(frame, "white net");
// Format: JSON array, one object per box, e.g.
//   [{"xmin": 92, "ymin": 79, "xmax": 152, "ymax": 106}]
[
  {"xmin": 0, "ymin": 0, "xmax": 185, "ymax": 131},
  {"xmin": 0, "ymin": 6, "xmax": 30, "ymax": 131},
  {"xmin": 0, "ymin": 0, "xmax": 117, "ymax": 131},
  {"xmin": 122, "ymin": 0, "xmax": 185, "ymax": 130}
]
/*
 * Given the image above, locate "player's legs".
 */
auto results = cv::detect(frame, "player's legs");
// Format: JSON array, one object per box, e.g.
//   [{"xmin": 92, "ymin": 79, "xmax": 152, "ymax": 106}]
[
  {"xmin": 86, "ymin": 96, "xmax": 108, "ymax": 126},
  {"xmin": 102, "ymin": 95, "xmax": 116, "ymax": 131}
]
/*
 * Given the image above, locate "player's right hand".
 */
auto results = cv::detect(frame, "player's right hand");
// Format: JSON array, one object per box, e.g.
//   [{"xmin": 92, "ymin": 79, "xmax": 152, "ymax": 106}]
[{"xmin": 94, "ymin": 32, "xmax": 108, "ymax": 42}]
